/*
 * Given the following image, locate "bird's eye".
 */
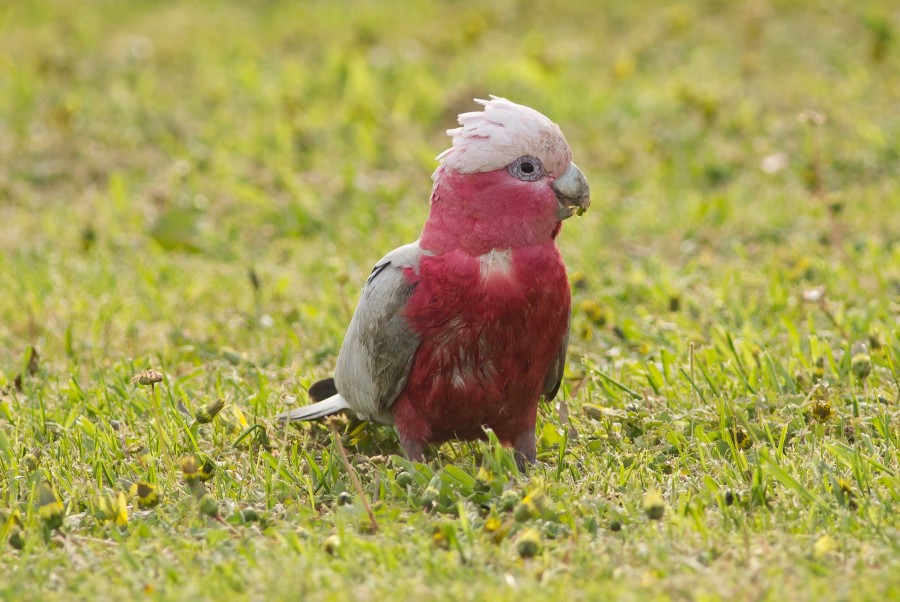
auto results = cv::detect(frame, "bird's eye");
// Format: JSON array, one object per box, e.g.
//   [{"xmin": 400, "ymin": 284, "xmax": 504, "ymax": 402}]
[{"xmin": 508, "ymin": 155, "xmax": 543, "ymax": 181}]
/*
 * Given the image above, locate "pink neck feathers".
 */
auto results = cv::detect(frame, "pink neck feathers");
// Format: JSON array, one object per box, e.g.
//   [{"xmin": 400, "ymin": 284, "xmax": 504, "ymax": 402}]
[{"xmin": 421, "ymin": 167, "xmax": 562, "ymax": 256}]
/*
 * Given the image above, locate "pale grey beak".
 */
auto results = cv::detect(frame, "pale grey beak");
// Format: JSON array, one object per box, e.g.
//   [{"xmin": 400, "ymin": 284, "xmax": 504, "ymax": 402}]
[{"xmin": 552, "ymin": 162, "xmax": 591, "ymax": 220}]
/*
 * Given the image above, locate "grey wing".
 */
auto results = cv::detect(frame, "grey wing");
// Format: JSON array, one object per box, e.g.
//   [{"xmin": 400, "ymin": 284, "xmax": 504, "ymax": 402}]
[
  {"xmin": 333, "ymin": 240, "xmax": 427, "ymax": 423},
  {"xmin": 542, "ymin": 321, "xmax": 570, "ymax": 401}
]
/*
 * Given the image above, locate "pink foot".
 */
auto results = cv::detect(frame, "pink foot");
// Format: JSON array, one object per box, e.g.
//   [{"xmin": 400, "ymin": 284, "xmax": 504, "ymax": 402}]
[
  {"xmin": 398, "ymin": 434, "xmax": 425, "ymax": 462},
  {"xmin": 511, "ymin": 428, "xmax": 537, "ymax": 470}
]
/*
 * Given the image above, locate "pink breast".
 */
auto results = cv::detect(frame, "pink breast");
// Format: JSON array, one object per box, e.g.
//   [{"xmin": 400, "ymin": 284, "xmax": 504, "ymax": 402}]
[{"xmin": 391, "ymin": 244, "xmax": 570, "ymax": 445}]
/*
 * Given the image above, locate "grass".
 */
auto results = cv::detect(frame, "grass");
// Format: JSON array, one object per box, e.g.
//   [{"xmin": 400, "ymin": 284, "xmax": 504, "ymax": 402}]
[{"xmin": 1, "ymin": 0, "xmax": 899, "ymax": 599}]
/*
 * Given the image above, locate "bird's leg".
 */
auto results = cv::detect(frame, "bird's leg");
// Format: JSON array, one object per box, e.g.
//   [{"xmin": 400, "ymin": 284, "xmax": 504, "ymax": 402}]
[
  {"xmin": 511, "ymin": 428, "xmax": 537, "ymax": 471},
  {"xmin": 398, "ymin": 434, "xmax": 425, "ymax": 462}
]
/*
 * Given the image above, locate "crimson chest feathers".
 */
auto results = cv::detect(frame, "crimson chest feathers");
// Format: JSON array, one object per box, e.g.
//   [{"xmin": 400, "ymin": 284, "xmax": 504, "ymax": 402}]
[{"xmin": 392, "ymin": 243, "xmax": 571, "ymax": 444}]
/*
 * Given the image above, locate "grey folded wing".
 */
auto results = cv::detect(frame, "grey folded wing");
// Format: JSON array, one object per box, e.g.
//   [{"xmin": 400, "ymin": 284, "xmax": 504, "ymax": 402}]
[
  {"xmin": 542, "ymin": 322, "xmax": 569, "ymax": 401},
  {"xmin": 334, "ymin": 241, "xmax": 427, "ymax": 424}
]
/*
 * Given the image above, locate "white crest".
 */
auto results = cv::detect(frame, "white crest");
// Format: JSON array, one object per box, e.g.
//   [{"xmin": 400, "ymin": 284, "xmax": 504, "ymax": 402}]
[{"xmin": 434, "ymin": 96, "xmax": 573, "ymax": 179}]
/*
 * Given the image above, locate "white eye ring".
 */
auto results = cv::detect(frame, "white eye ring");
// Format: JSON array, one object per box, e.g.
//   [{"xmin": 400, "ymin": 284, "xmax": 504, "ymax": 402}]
[{"xmin": 508, "ymin": 155, "xmax": 544, "ymax": 181}]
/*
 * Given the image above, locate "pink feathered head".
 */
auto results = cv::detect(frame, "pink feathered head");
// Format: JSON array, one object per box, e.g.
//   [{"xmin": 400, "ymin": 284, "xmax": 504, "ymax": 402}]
[{"xmin": 434, "ymin": 96, "xmax": 573, "ymax": 180}]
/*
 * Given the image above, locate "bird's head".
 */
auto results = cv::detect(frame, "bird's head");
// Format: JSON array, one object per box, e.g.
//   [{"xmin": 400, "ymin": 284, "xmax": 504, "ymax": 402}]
[{"xmin": 425, "ymin": 97, "xmax": 590, "ymax": 254}]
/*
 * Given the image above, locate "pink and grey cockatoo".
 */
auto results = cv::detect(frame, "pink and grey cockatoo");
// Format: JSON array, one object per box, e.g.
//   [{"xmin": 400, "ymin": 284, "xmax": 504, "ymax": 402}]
[{"xmin": 278, "ymin": 96, "xmax": 590, "ymax": 466}]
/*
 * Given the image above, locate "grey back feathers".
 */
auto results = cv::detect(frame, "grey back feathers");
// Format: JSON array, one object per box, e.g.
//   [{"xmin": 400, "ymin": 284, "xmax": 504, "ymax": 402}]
[
  {"xmin": 333, "ymin": 241, "xmax": 426, "ymax": 424},
  {"xmin": 277, "ymin": 242, "xmax": 425, "ymax": 425}
]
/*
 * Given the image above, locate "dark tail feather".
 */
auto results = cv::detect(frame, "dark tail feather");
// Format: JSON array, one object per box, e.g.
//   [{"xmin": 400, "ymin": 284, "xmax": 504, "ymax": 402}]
[{"xmin": 308, "ymin": 377, "xmax": 338, "ymax": 402}]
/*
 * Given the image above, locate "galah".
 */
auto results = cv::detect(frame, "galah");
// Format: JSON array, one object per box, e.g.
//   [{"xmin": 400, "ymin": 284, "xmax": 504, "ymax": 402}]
[{"xmin": 278, "ymin": 96, "xmax": 590, "ymax": 466}]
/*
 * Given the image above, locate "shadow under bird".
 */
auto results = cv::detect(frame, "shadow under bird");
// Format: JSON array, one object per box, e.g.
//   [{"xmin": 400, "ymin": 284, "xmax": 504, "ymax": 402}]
[{"xmin": 278, "ymin": 96, "xmax": 590, "ymax": 466}]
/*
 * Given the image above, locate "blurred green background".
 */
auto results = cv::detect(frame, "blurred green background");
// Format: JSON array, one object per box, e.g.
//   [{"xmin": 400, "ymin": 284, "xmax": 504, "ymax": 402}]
[{"xmin": 0, "ymin": 1, "xmax": 899, "ymax": 600}]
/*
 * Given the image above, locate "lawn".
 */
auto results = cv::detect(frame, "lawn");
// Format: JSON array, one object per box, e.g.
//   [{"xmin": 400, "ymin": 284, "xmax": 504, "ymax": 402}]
[{"xmin": 1, "ymin": 0, "xmax": 899, "ymax": 600}]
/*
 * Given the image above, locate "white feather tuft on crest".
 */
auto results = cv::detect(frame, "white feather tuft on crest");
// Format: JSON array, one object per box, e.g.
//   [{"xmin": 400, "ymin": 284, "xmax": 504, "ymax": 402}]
[{"xmin": 434, "ymin": 96, "xmax": 572, "ymax": 179}]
